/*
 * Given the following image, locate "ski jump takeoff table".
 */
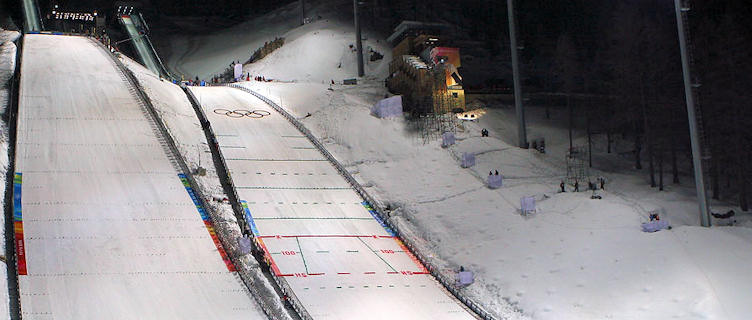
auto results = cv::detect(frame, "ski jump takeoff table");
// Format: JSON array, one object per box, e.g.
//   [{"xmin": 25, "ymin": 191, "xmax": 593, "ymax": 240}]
[
  {"xmin": 192, "ymin": 86, "xmax": 476, "ymax": 319},
  {"xmin": 15, "ymin": 35, "xmax": 262, "ymax": 319}
]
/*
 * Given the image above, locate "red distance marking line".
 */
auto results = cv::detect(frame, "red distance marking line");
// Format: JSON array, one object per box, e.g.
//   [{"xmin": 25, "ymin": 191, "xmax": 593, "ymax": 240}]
[
  {"xmin": 394, "ymin": 238, "xmax": 430, "ymax": 273},
  {"xmin": 364, "ymin": 272, "xmax": 376, "ymax": 274},
  {"xmin": 256, "ymin": 238, "xmax": 284, "ymax": 276},
  {"xmin": 386, "ymin": 272, "xmax": 399, "ymax": 274},
  {"xmin": 337, "ymin": 272, "xmax": 350, "ymax": 275},
  {"xmin": 257, "ymin": 235, "xmax": 394, "ymax": 239},
  {"xmin": 308, "ymin": 273, "xmax": 325, "ymax": 276}
]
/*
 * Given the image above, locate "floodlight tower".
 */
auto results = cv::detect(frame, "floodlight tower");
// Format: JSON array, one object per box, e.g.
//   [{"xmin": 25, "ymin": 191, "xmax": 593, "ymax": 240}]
[
  {"xmin": 354, "ymin": 0, "xmax": 364, "ymax": 77},
  {"xmin": 674, "ymin": 0, "xmax": 711, "ymax": 227},
  {"xmin": 507, "ymin": 0, "xmax": 526, "ymax": 148}
]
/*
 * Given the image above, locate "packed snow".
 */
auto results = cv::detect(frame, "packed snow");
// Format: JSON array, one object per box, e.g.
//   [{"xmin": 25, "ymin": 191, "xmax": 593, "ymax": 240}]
[
  {"xmin": 157, "ymin": 0, "xmax": 390, "ymax": 82},
  {"xmin": 152, "ymin": 0, "xmax": 752, "ymax": 319},
  {"xmin": 120, "ymin": 53, "xmax": 289, "ymax": 319},
  {"xmin": 0, "ymin": 27, "xmax": 20, "ymax": 320},
  {"xmin": 190, "ymin": 85, "xmax": 475, "ymax": 319},
  {"xmin": 15, "ymin": 34, "xmax": 262, "ymax": 319},
  {"xmin": 227, "ymin": 77, "xmax": 752, "ymax": 319}
]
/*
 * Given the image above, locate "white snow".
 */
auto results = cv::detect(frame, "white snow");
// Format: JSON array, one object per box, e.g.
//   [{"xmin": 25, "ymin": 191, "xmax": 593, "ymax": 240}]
[
  {"xmin": 15, "ymin": 34, "xmax": 262, "ymax": 319},
  {"xmin": 160, "ymin": 0, "xmax": 390, "ymax": 82},
  {"xmin": 233, "ymin": 78, "xmax": 752, "ymax": 320},
  {"xmin": 191, "ymin": 85, "xmax": 475, "ymax": 319},
  {"xmin": 242, "ymin": 18, "xmax": 392, "ymax": 83},
  {"xmin": 156, "ymin": 0, "xmax": 752, "ymax": 318},
  {"xmin": 0, "ymin": 27, "xmax": 20, "ymax": 320}
]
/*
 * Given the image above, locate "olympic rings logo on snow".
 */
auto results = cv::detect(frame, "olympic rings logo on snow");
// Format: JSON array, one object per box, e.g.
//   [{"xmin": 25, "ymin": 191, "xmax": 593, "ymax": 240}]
[{"xmin": 213, "ymin": 109, "xmax": 272, "ymax": 118}]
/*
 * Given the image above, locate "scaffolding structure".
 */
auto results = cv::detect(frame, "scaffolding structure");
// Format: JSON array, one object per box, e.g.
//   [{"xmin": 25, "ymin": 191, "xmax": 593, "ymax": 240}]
[{"xmin": 566, "ymin": 146, "xmax": 589, "ymax": 185}]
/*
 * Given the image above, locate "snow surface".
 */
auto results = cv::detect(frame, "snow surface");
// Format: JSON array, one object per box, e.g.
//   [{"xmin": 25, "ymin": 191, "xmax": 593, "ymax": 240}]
[
  {"xmin": 234, "ymin": 78, "xmax": 752, "ymax": 320},
  {"xmin": 157, "ymin": 0, "xmax": 752, "ymax": 318},
  {"xmin": 160, "ymin": 0, "xmax": 391, "ymax": 82},
  {"xmin": 191, "ymin": 85, "xmax": 475, "ymax": 319},
  {"xmin": 0, "ymin": 27, "xmax": 19, "ymax": 320},
  {"xmin": 15, "ymin": 34, "xmax": 261, "ymax": 319},
  {"xmin": 119, "ymin": 53, "xmax": 289, "ymax": 318}
]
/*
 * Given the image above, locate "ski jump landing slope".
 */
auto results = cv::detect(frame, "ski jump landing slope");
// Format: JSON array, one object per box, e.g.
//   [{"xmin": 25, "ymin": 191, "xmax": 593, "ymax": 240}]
[
  {"xmin": 190, "ymin": 86, "xmax": 475, "ymax": 320},
  {"xmin": 15, "ymin": 34, "xmax": 263, "ymax": 319}
]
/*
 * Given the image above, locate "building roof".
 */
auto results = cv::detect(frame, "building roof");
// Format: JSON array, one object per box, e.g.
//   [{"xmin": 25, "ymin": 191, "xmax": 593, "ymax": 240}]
[{"xmin": 387, "ymin": 20, "xmax": 452, "ymax": 45}]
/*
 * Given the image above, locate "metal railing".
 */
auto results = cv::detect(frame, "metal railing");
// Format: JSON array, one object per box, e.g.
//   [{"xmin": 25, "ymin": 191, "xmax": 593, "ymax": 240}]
[
  {"xmin": 182, "ymin": 87, "xmax": 246, "ymax": 233},
  {"xmin": 90, "ymin": 37, "xmax": 294, "ymax": 320},
  {"xmin": 182, "ymin": 86, "xmax": 303, "ymax": 319},
  {"xmin": 227, "ymin": 84, "xmax": 497, "ymax": 320},
  {"xmin": 5, "ymin": 32, "xmax": 25, "ymax": 320},
  {"xmin": 184, "ymin": 85, "xmax": 311, "ymax": 319}
]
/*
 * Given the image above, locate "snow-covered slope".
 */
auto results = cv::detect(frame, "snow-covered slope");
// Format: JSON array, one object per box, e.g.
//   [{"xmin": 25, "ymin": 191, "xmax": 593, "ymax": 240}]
[
  {"xmin": 148, "ymin": 0, "xmax": 752, "ymax": 318},
  {"xmin": 15, "ymin": 34, "xmax": 262, "ymax": 319},
  {"xmin": 242, "ymin": 19, "xmax": 391, "ymax": 83},
  {"xmin": 234, "ymin": 78, "xmax": 752, "ymax": 320},
  {"xmin": 0, "ymin": 27, "xmax": 20, "ymax": 320},
  {"xmin": 190, "ymin": 84, "xmax": 475, "ymax": 319},
  {"xmin": 160, "ymin": 0, "xmax": 391, "ymax": 82}
]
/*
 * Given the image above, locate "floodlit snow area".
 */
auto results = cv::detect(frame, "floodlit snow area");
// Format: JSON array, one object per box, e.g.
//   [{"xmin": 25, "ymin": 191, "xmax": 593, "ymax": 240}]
[
  {"xmin": 241, "ymin": 18, "xmax": 391, "ymax": 83},
  {"xmin": 0, "ymin": 27, "xmax": 20, "ymax": 320},
  {"xmin": 120, "ymin": 55, "xmax": 286, "ymax": 318},
  {"xmin": 15, "ymin": 34, "xmax": 262, "ymax": 319},
  {"xmin": 158, "ymin": 0, "xmax": 752, "ymax": 318},
  {"xmin": 162, "ymin": 0, "xmax": 391, "ymax": 81},
  {"xmin": 190, "ymin": 85, "xmax": 475, "ymax": 319},
  {"xmin": 232, "ymin": 78, "xmax": 752, "ymax": 320}
]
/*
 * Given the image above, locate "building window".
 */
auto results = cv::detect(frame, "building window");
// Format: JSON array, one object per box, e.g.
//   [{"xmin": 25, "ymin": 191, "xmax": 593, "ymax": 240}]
[{"xmin": 452, "ymin": 92, "xmax": 458, "ymax": 98}]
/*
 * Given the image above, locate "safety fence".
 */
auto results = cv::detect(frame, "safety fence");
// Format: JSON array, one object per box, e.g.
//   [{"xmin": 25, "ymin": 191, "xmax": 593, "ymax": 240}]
[
  {"xmin": 182, "ymin": 87, "xmax": 245, "ymax": 229},
  {"xmin": 182, "ymin": 86, "xmax": 300, "ymax": 319},
  {"xmin": 227, "ymin": 83, "xmax": 497, "ymax": 320},
  {"xmin": 91, "ymin": 38, "xmax": 295, "ymax": 320}
]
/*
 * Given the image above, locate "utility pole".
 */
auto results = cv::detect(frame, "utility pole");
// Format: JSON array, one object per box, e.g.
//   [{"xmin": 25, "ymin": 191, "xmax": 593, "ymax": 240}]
[
  {"xmin": 674, "ymin": 0, "xmax": 711, "ymax": 227},
  {"xmin": 354, "ymin": 0, "xmax": 364, "ymax": 77},
  {"xmin": 507, "ymin": 0, "xmax": 526, "ymax": 148}
]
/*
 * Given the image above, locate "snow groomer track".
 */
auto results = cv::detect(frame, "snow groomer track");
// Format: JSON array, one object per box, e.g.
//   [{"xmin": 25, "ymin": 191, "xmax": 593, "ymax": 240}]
[
  {"xmin": 15, "ymin": 34, "xmax": 262, "ymax": 319},
  {"xmin": 190, "ymin": 85, "xmax": 476, "ymax": 319}
]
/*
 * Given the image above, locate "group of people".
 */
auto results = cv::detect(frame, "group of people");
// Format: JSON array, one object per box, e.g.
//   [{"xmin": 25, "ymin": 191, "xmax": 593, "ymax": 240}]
[{"xmin": 560, "ymin": 176, "xmax": 606, "ymax": 193}]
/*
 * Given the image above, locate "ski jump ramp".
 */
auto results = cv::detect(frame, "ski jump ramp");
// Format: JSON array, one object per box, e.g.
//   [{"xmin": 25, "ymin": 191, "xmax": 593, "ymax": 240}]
[
  {"xmin": 15, "ymin": 34, "xmax": 263, "ymax": 319},
  {"xmin": 190, "ymin": 86, "xmax": 476, "ymax": 319},
  {"xmin": 119, "ymin": 15, "xmax": 169, "ymax": 79}
]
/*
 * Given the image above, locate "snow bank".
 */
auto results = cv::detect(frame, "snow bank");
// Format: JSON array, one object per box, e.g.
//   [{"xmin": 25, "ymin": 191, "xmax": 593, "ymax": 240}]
[
  {"xmin": 243, "ymin": 18, "xmax": 391, "ymax": 83},
  {"xmin": 237, "ymin": 78, "xmax": 752, "ymax": 320},
  {"xmin": 154, "ymin": 0, "xmax": 752, "ymax": 317},
  {"xmin": 0, "ymin": 28, "xmax": 19, "ymax": 320},
  {"xmin": 160, "ymin": 0, "xmax": 391, "ymax": 82},
  {"xmin": 122, "ymin": 56, "xmax": 291, "ymax": 319}
]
